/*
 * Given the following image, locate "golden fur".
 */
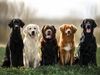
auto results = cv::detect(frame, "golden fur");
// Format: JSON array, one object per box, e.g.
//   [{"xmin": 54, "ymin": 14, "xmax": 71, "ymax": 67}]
[{"xmin": 59, "ymin": 24, "xmax": 77, "ymax": 65}]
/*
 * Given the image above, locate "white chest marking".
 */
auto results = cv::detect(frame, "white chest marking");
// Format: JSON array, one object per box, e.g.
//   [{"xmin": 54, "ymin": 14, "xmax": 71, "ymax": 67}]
[{"xmin": 64, "ymin": 44, "xmax": 72, "ymax": 51}]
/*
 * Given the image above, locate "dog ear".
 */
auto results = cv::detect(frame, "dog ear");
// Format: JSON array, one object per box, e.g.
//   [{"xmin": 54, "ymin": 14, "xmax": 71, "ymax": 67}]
[
  {"xmin": 19, "ymin": 19, "xmax": 25, "ymax": 28},
  {"xmin": 59, "ymin": 24, "xmax": 65, "ymax": 32},
  {"xmin": 36, "ymin": 25, "xmax": 41, "ymax": 35},
  {"xmin": 51, "ymin": 25, "xmax": 56, "ymax": 33},
  {"xmin": 81, "ymin": 19, "xmax": 86, "ymax": 28},
  {"xmin": 42, "ymin": 25, "xmax": 46, "ymax": 34},
  {"xmin": 8, "ymin": 19, "xmax": 13, "ymax": 28},
  {"xmin": 23, "ymin": 25, "xmax": 27, "ymax": 36},
  {"xmin": 71, "ymin": 24, "xmax": 77, "ymax": 33},
  {"xmin": 92, "ymin": 20, "xmax": 97, "ymax": 28}
]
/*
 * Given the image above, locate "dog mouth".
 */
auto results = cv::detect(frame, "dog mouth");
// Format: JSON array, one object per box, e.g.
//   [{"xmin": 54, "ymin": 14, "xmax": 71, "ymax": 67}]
[
  {"xmin": 46, "ymin": 35, "xmax": 52, "ymax": 39},
  {"xmin": 85, "ymin": 24, "xmax": 92, "ymax": 33},
  {"xmin": 65, "ymin": 29, "xmax": 72, "ymax": 36},
  {"xmin": 45, "ymin": 29, "xmax": 52, "ymax": 39},
  {"xmin": 86, "ymin": 29, "xmax": 91, "ymax": 33},
  {"xmin": 14, "ymin": 25, "xmax": 20, "ymax": 30},
  {"xmin": 45, "ymin": 33, "xmax": 52, "ymax": 39},
  {"xmin": 29, "ymin": 31, "xmax": 35, "ymax": 38}
]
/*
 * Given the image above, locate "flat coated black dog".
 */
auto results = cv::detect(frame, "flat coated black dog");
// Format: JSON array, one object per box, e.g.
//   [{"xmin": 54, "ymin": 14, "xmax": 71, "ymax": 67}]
[
  {"xmin": 78, "ymin": 19, "xmax": 97, "ymax": 66},
  {"xmin": 41, "ymin": 25, "xmax": 59, "ymax": 65},
  {"xmin": 2, "ymin": 19, "xmax": 25, "ymax": 67}
]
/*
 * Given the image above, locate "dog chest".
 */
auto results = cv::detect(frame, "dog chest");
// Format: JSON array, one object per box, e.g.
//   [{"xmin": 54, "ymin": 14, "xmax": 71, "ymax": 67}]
[{"xmin": 63, "ymin": 44, "xmax": 72, "ymax": 51}]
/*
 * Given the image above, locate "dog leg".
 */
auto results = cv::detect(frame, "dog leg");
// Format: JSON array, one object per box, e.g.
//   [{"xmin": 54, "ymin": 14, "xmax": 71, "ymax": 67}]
[
  {"xmin": 24, "ymin": 59, "xmax": 29, "ymax": 68},
  {"xmin": 65, "ymin": 52, "xmax": 68, "ymax": 64},
  {"xmin": 34, "ymin": 54, "xmax": 41, "ymax": 68},
  {"xmin": 23, "ymin": 53, "xmax": 29, "ymax": 68},
  {"xmin": 60, "ymin": 51, "xmax": 64, "ymax": 65},
  {"xmin": 1, "ymin": 45, "xmax": 10, "ymax": 67},
  {"xmin": 65, "ymin": 52, "xmax": 71, "ymax": 65},
  {"xmin": 70, "ymin": 52, "xmax": 74, "ymax": 65},
  {"xmin": 34, "ymin": 59, "xmax": 38, "ymax": 68}
]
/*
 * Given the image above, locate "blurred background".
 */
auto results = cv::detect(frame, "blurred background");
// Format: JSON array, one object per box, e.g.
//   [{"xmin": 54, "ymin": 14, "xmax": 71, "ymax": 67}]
[{"xmin": 0, "ymin": 0, "xmax": 100, "ymax": 46}]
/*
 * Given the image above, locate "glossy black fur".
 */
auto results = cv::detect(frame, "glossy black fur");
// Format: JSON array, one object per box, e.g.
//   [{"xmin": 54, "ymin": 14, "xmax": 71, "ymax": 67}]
[
  {"xmin": 2, "ymin": 19, "xmax": 25, "ymax": 67},
  {"xmin": 41, "ymin": 25, "xmax": 59, "ymax": 65},
  {"xmin": 78, "ymin": 19, "xmax": 97, "ymax": 66}
]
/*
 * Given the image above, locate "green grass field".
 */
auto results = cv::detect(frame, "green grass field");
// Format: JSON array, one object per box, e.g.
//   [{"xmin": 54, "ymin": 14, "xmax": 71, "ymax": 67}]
[{"xmin": 0, "ymin": 47, "xmax": 100, "ymax": 75}]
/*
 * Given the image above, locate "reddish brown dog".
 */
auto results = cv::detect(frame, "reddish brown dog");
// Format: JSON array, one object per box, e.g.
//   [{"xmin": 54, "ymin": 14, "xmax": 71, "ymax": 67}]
[{"xmin": 59, "ymin": 24, "xmax": 77, "ymax": 65}]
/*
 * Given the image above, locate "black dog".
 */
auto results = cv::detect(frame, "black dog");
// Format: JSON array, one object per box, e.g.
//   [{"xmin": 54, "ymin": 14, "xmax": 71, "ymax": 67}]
[
  {"xmin": 41, "ymin": 25, "xmax": 59, "ymax": 65},
  {"xmin": 78, "ymin": 19, "xmax": 97, "ymax": 66},
  {"xmin": 2, "ymin": 19, "xmax": 25, "ymax": 67}
]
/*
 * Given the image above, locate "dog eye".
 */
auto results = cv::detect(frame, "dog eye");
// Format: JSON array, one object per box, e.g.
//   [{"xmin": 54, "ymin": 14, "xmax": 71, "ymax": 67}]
[
  {"xmin": 29, "ymin": 28, "xmax": 31, "ymax": 30},
  {"xmin": 34, "ymin": 28, "xmax": 36, "ymax": 29}
]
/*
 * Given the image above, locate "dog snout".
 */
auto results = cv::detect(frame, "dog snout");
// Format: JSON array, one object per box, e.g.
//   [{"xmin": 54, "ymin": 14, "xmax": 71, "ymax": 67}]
[
  {"xmin": 15, "ymin": 25, "xmax": 19, "ymax": 28},
  {"xmin": 47, "ymin": 31, "xmax": 51, "ymax": 35},
  {"xmin": 32, "ymin": 31, "xmax": 35, "ymax": 35},
  {"xmin": 14, "ymin": 25, "xmax": 20, "ymax": 30},
  {"xmin": 87, "ymin": 25, "xmax": 91, "ymax": 29},
  {"xmin": 68, "ymin": 30, "xmax": 71, "ymax": 34}
]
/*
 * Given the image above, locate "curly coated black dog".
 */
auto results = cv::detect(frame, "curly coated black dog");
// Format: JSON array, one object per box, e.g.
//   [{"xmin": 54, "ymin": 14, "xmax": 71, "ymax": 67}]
[
  {"xmin": 41, "ymin": 25, "xmax": 59, "ymax": 65},
  {"xmin": 78, "ymin": 19, "xmax": 97, "ymax": 66},
  {"xmin": 2, "ymin": 19, "xmax": 25, "ymax": 67}
]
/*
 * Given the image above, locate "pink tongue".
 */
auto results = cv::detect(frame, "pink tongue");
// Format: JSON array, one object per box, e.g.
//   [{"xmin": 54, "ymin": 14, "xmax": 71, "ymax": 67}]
[
  {"xmin": 46, "ymin": 36, "xmax": 51, "ymax": 39},
  {"xmin": 86, "ymin": 29, "xmax": 91, "ymax": 33}
]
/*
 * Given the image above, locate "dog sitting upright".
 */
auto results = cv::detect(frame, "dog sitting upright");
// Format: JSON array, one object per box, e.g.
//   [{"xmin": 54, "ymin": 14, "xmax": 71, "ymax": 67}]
[
  {"xmin": 59, "ymin": 24, "xmax": 77, "ymax": 65},
  {"xmin": 2, "ymin": 19, "xmax": 25, "ymax": 67},
  {"xmin": 79, "ymin": 19, "xmax": 97, "ymax": 66},
  {"xmin": 23, "ymin": 24, "xmax": 41, "ymax": 68},
  {"xmin": 41, "ymin": 25, "xmax": 59, "ymax": 65}
]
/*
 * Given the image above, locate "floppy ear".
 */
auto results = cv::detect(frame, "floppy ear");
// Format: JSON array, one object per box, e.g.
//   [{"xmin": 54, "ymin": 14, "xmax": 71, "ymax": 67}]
[
  {"xmin": 36, "ymin": 25, "xmax": 40, "ymax": 35},
  {"xmin": 42, "ymin": 25, "xmax": 46, "ymax": 34},
  {"xmin": 23, "ymin": 25, "xmax": 27, "ymax": 36},
  {"xmin": 59, "ymin": 25, "xmax": 65, "ymax": 32},
  {"xmin": 8, "ymin": 20, "xmax": 13, "ymax": 28},
  {"xmin": 71, "ymin": 24, "xmax": 77, "ymax": 33},
  {"xmin": 81, "ymin": 20, "xmax": 86, "ymax": 28},
  {"xmin": 19, "ymin": 19, "xmax": 25, "ymax": 28},
  {"xmin": 93, "ymin": 20, "xmax": 97, "ymax": 28},
  {"xmin": 51, "ymin": 25, "xmax": 56, "ymax": 33}
]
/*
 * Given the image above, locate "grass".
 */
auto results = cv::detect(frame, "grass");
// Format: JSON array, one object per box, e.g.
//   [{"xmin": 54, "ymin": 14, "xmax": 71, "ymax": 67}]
[
  {"xmin": 0, "ymin": 47, "xmax": 100, "ymax": 75},
  {"xmin": 0, "ymin": 65, "xmax": 100, "ymax": 75}
]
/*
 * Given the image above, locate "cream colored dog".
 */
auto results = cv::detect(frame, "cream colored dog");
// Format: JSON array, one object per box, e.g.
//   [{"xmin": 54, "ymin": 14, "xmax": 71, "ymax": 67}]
[{"xmin": 23, "ymin": 24, "xmax": 41, "ymax": 68}]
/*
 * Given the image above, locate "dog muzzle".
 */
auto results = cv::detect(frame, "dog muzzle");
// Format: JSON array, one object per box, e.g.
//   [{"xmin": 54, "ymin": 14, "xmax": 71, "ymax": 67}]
[
  {"xmin": 86, "ymin": 29, "xmax": 91, "ymax": 33},
  {"xmin": 45, "ymin": 29, "xmax": 52, "ymax": 39},
  {"xmin": 28, "ymin": 31, "xmax": 36, "ymax": 38},
  {"xmin": 65, "ymin": 29, "xmax": 71, "ymax": 36}
]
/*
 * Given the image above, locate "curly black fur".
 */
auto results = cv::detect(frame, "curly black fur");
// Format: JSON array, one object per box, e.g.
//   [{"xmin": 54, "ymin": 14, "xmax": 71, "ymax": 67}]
[{"xmin": 78, "ymin": 19, "xmax": 97, "ymax": 66}]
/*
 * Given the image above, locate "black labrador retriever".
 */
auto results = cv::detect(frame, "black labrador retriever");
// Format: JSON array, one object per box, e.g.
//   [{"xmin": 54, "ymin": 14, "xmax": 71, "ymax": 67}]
[
  {"xmin": 2, "ymin": 19, "xmax": 25, "ymax": 67},
  {"xmin": 78, "ymin": 19, "xmax": 97, "ymax": 66}
]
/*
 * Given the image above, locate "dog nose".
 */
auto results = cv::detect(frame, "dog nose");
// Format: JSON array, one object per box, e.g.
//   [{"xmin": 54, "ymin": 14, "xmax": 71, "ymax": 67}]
[
  {"xmin": 68, "ymin": 31, "xmax": 70, "ymax": 34},
  {"xmin": 32, "ymin": 31, "xmax": 35, "ymax": 35},
  {"xmin": 47, "ymin": 31, "xmax": 51, "ymax": 35},
  {"xmin": 87, "ymin": 25, "xmax": 91, "ymax": 29},
  {"xmin": 15, "ymin": 25, "xmax": 19, "ymax": 28}
]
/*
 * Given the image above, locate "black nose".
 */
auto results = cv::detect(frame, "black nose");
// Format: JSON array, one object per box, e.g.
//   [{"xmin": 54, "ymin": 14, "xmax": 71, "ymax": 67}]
[
  {"xmin": 87, "ymin": 25, "xmax": 91, "ymax": 29},
  {"xmin": 68, "ymin": 31, "xmax": 70, "ymax": 34},
  {"xmin": 47, "ymin": 31, "xmax": 51, "ymax": 35},
  {"xmin": 32, "ymin": 31, "xmax": 35, "ymax": 35}
]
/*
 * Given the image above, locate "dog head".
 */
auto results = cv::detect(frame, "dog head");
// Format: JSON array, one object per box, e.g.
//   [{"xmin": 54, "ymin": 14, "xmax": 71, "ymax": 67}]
[
  {"xmin": 8, "ymin": 19, "xmax": 25, "ymax": 31},
  {"xmin": 23, "ymin": 24, "xmax": 40, "ymax": 38},
  {"xmin": 42, "ymin": 25, "xmax": 56, "ymax": 40},
  {"xmin": 81, "ymin": 19, "xmax": 97, "ymax": 34},
  {"xmin": 60, "ymin": 24, "xmax": 77, "ymax": 37}
]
